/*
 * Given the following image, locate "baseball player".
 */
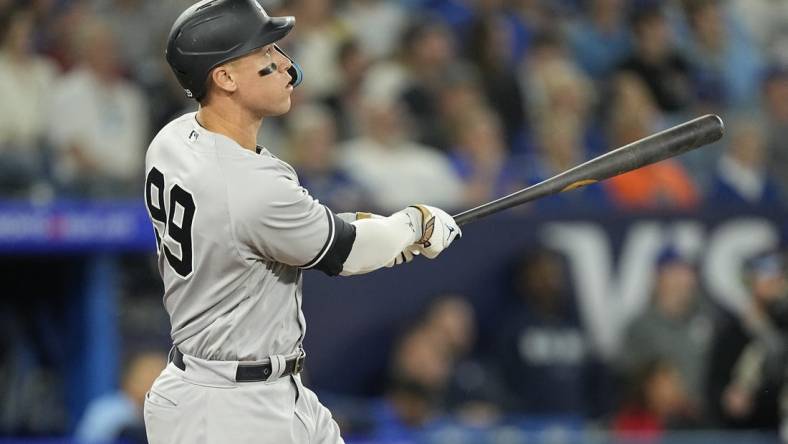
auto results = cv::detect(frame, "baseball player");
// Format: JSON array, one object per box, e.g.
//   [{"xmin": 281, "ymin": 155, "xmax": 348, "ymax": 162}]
[{"xmin": 142, "ymin": 1, "xmax": 461, "ymax": 443}]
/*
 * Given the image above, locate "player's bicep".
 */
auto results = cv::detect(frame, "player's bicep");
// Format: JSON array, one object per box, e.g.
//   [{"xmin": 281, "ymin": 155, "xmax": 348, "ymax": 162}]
[{"xmin": 232, "ymin": 175, "xmax": 354, "ymax": 273}]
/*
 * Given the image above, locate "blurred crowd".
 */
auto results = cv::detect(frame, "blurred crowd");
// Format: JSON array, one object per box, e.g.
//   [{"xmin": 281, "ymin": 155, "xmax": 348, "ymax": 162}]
[
  {"xmin": 1, "ymin": 0, "xmax": 788, "ymax": 442},
  {"xmin": 0, "ymin": 0, "xmax": 786, "ymax": 211},
  {"xmin": 338, "ymin": 246, "xmax": 788, "ymax": 441}
]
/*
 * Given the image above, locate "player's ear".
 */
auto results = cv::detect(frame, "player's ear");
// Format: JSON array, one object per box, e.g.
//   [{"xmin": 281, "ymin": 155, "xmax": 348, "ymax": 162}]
[{"xmin": 210, "ymin": 64, "xmax": 238, "ymax": 94}]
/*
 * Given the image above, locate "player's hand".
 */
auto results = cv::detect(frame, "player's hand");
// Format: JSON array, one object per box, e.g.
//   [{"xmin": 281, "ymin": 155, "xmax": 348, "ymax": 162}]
[{"xmin": 408, "ymin": 204, "xmax": 461, "ymax": 259}]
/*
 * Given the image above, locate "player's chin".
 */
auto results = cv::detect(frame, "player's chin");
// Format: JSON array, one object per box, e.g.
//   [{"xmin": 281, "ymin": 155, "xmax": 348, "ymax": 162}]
[
  {"xmin": 263, "ymin": 97, "xmax": 292, "ymax": 117},
  {"xmin": 276, "ymin": 98, "xmax": 292, "ymax": 115}
]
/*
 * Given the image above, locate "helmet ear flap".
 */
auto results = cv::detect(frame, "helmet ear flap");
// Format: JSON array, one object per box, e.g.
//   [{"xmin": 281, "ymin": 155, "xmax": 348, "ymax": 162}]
[{"xmin": 274, "ymin": 44, "xmax": 303, "ymax": 87}]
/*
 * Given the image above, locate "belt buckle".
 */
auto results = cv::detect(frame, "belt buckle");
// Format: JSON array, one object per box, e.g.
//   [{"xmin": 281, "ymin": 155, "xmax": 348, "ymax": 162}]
[{"xmin": 293, "ymin": 350, "xmax": 305, "ymax": 374}]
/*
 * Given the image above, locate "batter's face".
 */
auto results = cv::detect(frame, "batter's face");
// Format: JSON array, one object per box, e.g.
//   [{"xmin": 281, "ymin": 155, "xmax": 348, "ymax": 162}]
[{"xmin": 218, "ymin": 45, "xmax": 294, "ymax": 117}]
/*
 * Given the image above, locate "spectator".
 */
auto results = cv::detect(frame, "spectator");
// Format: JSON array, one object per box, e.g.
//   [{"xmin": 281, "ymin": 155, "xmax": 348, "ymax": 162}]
[
  {"xmin": 75, "ymin": 351, "xmax": 166, "ymax": 443},
  {"xmin": 730, "ymin": 0, "xmax": 788, "ymax": 57},
  {"xmin": 523, "ymin": 33, "xmax": 595, "ymax": 137},
  {"xmin": 762, "ymin": 64, "xmax": 788, "ymax": 198},
  {"xmin": 286, "ymin": 104, "xmax": 369, "ymax": 212},
  {"xmin": 604, "ymin": 73, "xmax": 700, "ymax": 210},
  {"xmin": 47, "ymin": 18, "xmax": 148, "ymax": 198},
  {"xmin": 423, "ymin": 295, "xmax": 501, "ymax": 422},
  {"xmin": 36, "ymin": 0, "xmax": 90, "ymax": 71},
  {"xmin": 706, "ymin": 252, "xmax": 787, "ymax": 430},
  {"xmin": 613, "ymin": 359, "xmax": 698, "ymax": 438},
  {"xmin": 373, "ymin": 323, "xmax": 452, "ymax": 440},
  {"xmin": 423, "ymin": 296, "xmax": 476, "ymax": 360},
  {"xmin": 683, "ymin": 0, "xmax": 763, "ymax": 108},
  {"xmin": 91, "ymin": 0, "xmax": 173, "ymax": 82},
  {"xmin": 373, "ymin": 294, "xmax": 497, "ymax": 438},
  {"xmin": 396, "ymin": 18, "xmax": 469, "ymax": 150},
  {"xmin": 495, "ymin": 249, "xmax": 598, "ymax": 415},
  {"xmin": 339, "ymin": 81, "xmax": 463, "ymax": 212},
  {"xmin": 322, "ymin": 39, "xmax": 371, "ymax": 140},
  {"xmin": 434, "ymin": 66, "xmax": 490, "ymax": 153},
  {"xmin": 436, "ymin": 69, "xmax": 486, "ymax": 133},
  {"xmin": 618, "ymin": 248, "xmax": 714, "ymax": 416},
  {"xmin": 707, "ymin": 116, "xmax": 782, "ymax": 208},
  {"xmin": 618, "ymin": 5, "xmax": 693, "ymax": 114},
  {"xmin": 526, "ymin": 115, "xmax": 610, "ymax": 212},
  {"xmin": 510, "ymin": 0, "xmax": 553, "ymax": 41},
  {"xmin": 447, "ymin": 108, "xmax": 524, "ymax": 206},
  {"xmin": 92, "ymin": 0, "xmax": 193, "ymax": 135},
  {"xmin": 567, "ymin": 0, "xmax": 631, "ymax": 80},
  {"xmin": 0, "ymin": 5, "xmax": 58, "ymax": 197},
  {"xmin": 287, "ymin": 0, "xmax": 351, "ymax": 100},
  {"xmin": 521, "ymin": 33, "xmax": 607, "ymax": 157},
  {"xmin": 465, "ymin": 14, "xmax": 527, "ymax": 147},
  {"xmin": 340, "ymin": 0, "xmax": 407, "ymax": 60}
]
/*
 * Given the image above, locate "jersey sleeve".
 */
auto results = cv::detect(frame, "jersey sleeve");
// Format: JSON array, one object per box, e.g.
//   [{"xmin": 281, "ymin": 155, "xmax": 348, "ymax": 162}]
[{"xmin": 230, "ymin": 169, "xmax": 352, "ymax": 270}]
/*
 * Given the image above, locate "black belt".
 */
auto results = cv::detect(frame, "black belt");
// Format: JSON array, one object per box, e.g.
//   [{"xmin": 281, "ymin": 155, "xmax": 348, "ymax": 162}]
[{"xmin": 171, "ymin": 348, "xmax": 305, "ymax": 382}]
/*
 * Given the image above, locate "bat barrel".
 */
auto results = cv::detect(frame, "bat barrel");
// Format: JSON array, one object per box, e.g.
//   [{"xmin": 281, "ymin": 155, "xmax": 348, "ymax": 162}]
[
  {"xmin": 453, "ymin": 114, "xmax": 724, "ymax": 226},
  {"xmin": 574, "ymin": 114, "xmax": 724, "ymax": 182}
]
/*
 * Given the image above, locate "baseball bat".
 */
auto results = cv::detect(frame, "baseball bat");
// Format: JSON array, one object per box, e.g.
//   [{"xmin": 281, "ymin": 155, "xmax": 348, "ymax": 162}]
[{"xmin": 453, "ymin": 114, "xmax": 724, "ymax": 226}]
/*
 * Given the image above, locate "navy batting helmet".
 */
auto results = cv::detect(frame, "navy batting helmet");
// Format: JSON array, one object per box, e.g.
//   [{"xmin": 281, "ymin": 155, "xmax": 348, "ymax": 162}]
[{"xmin": 166, "ymin": 0, "xmax": 303, "ymax": 100}]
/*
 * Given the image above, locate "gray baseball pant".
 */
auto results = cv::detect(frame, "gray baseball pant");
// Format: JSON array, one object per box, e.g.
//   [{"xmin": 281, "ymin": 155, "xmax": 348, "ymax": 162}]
[{"xmin": 143, "ymin": 352, "xmax": 344, "ymax": 444}]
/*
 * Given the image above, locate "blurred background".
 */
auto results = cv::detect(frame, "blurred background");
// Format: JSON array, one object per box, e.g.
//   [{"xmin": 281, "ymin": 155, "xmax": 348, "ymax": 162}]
[{"xmin": 0, "ymin": 0, "xmax": 787, "ymax": 443}]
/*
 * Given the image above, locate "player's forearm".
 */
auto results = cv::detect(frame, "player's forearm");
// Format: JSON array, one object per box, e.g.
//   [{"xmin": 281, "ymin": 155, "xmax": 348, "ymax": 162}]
[{"xmin": 340, "ymin": 209, "xmax": 420, "ymax": 276}]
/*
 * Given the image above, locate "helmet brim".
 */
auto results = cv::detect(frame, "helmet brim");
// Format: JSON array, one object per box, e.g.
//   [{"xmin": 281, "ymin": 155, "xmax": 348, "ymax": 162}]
[
  {"xmin": 248, "ymin": 16, "xmax": 294, "ymax": 55},
  {"xmin": 209, "ymin": 16, "xmax": 293, "ymax": 69}
]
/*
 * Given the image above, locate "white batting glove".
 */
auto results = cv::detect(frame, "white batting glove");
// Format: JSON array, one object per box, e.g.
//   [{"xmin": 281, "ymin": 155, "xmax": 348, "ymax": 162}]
[
  {"xmin": 385, "ymin": 245, "xmax": 420, "ymax": 267},
  {"xmin": 407, "ymin": 204, "xmax": 461, "ymax": 259}
]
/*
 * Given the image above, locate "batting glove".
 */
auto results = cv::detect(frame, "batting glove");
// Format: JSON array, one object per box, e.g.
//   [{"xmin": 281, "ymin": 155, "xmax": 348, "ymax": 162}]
[{"xmin": 408, "ymin": 204, "xmax": 461, "ymax": 259}]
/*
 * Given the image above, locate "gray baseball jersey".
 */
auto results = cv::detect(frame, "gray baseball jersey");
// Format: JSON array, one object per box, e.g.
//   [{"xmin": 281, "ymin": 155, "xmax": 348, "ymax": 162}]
[{"xmin": 144, "ymin": 112, "xmax": 347, "ymax": 361}]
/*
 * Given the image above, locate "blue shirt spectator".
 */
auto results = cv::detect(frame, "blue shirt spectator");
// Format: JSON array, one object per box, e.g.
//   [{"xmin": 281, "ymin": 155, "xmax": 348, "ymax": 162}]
[
  {"xmin": 568, "ymin": 0, "xmax": 632, "ymax": 79},
  {"xmin": 75, "ymin": 393, "xmax": 137, "ymax": 443},
  {"xmin": 75, "ymin": 352, "xmax": 165, "ymax": 444},
  {"xmin": 495, "ymin": 249, "xmax": 601, "ymax": 415},
  {"xmin": 447, "ymin": 107, "xmax": 527, "ymax": 207},
  {"xmin": 707, "ymin": 117, "xmax": 783, "ymax": 208},
  {"xmin": 762, "ymin": 65, "xmax": 788, "ymax": 198},
  {"xmin": 683, "ymin": 0, "xmax": 763, "ymax": 108},
  {"xmin": 708, "ymin": 166, "xmax": 782, "ymax": 208},
  {"xmin": 523, "ymin": 116, "xmax": 612, "ymax": 212}
]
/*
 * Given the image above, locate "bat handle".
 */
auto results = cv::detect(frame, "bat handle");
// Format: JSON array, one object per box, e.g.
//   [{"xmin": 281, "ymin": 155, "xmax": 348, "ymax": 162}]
[
  {"xmin": 453, "ymin": 209, "xmax": 474, "ymax": 226},
  {"xmin": 453, "ymin": 198, "xmax": 507, "ymax": 226}
]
